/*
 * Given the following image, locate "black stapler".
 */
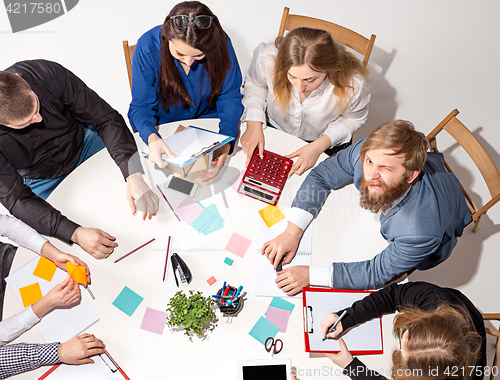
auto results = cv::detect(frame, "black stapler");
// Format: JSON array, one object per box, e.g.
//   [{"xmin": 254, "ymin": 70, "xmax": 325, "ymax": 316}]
[{"xmin": 171, "ymin": 253, "xmax": 192, "ymax": 287}]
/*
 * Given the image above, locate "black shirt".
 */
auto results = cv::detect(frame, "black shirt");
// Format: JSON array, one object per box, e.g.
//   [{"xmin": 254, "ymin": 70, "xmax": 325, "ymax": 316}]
[
  {"xmin": 338, "ymin": 282, "xmax": 486, "ymax": 380},
  {"xmin": 0, "ymin": 60, "xmax": 141, "ymax": 243}
]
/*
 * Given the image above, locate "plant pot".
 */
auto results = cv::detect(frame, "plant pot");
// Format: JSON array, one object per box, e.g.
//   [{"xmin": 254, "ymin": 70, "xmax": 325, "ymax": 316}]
[{"xmin": 216, "ymin": 286, "xmax": 244, "ymax": 316}]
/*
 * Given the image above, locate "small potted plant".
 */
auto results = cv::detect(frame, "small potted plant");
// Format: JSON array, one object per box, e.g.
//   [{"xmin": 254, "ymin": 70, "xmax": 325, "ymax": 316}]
[{"xmin": 166, "ymin": 290, "xmax": 217, "ymax": 337}]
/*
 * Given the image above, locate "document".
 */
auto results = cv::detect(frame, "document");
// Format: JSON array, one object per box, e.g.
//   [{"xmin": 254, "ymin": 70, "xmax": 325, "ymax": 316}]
[
  {"xmin": 302, "ymin": 287, "xmax": 383, "ymax": 354},
  {"xmin": 6, "ymin": 257, "xmax": 99, "ymax": 343},
  {"xmin": 142, "ymin": 126, "xmax": 234, "ymax": 167},
  {"xmin": 254, "ymin": 209, "xmax": 312, "ymax": 298}
]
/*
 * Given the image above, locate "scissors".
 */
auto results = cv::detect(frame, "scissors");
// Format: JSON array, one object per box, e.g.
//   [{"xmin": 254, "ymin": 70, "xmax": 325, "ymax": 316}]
[{"xmin": 265, "ymin": 337, "xmax": 283, "ymax": 357}]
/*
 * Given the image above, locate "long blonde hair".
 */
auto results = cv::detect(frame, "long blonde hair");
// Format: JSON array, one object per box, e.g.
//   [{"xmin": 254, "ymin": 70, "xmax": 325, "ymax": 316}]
[
  {"xmin": 391, "ymin": 304, "xmax": 482, "ymax": 380},
  {"xmin": 272, "ymin": 27, "xmax": 368, "ymax": 114}
]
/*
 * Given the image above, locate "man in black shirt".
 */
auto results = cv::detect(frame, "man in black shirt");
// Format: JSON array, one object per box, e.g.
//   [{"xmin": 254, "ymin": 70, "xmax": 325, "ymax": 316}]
[{"xmin": 0, "ymin": 60, "xmax": 159, "ymax": 259}]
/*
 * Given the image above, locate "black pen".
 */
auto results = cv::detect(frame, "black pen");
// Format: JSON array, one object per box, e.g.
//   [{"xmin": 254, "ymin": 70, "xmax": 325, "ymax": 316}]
[{"xmin": 323, "ymin": 310, "xmax": 348, "ymax": 341}]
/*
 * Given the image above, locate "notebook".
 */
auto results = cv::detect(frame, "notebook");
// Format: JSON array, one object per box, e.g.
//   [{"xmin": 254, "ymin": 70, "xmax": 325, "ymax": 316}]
[{"xmin": 254, "ymin": 209, "xmax": 312, "ymax": 297}]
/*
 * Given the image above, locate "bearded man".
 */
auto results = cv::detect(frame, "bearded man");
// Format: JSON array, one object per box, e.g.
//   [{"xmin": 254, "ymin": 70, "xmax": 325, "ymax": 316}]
[{"xmin": 262, "ymin": 120, "xmax": 471, "ymax": 294}]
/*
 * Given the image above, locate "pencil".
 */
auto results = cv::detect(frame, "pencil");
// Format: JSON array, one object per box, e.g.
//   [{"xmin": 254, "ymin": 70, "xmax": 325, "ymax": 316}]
[
  {"xmin": 86, "ymin": 286, "xmax": 95, "ymax": 300},
  {"xmin": 114, "ymin": 238, "xmax": 155, "ymax": 263},
  {"xmin": 156, "ymin": 184, "xmax": 181, "ymax": 222},
  {"xmin": 163, "ymin": 236, "xmax": 171, "ymax": 281}
]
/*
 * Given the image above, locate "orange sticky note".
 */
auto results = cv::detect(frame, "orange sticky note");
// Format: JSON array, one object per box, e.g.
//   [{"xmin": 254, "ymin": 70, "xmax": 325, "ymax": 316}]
[
  {"xmin": 67, "ymin": 262, "xmax": 87, "ymax": 286},
  {"xmin": 19, "ymin": 283, "xmax": 43, "ymax": 307},
  {"xmin": 33, "ymin": 257, "xmax": 57, "ymax": 282},
  {"xmin": 258, "ymin": 205, "xmax": 285, "ymax": 228}
]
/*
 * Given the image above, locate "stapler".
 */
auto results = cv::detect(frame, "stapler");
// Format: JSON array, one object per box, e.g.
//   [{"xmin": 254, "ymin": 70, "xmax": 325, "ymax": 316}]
[{"xmin": 171, "ymin": 253, "xmax": 192, "ymax": 287}]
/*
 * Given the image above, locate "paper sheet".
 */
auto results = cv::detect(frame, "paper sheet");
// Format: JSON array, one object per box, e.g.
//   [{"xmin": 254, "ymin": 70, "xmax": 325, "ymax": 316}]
[
  {"xmin": 265, "ymin": 306, "xmax": 291, "ymax": 333},
  {"xmin": 304, "ymin": 289, "xmax": 383, "ymax": 353},
  {"xmin": 249, "ymin": 316, "xmax": 280, "ymax": 345},
  {"xmin": 19, "ymin": 283, "xmax": 43, "ymax": 307},
  {"xmin": 225, "ymin": 232, "xmax": 252, "ymax": 258},
  {"xmin": 140, "ymin": 307, "xmax": 168, "ymax": 335},
  {"xmin": 258, "ymin": 205, "xmax": 285, "ymax": 228},
  {"xmin": 6, "ymin": 257, "xmax": 99, "ymax": 343},
  {"xmin": 32, "ymin": 256, "xmax": 57, "ymax": 282},
  {"xmin": 112, "ymin": 286, "xmax": 143, "ymax": 317},
  {"xmin": 254, "ymin": 210, "xmax": 312, "ymax": 297}
]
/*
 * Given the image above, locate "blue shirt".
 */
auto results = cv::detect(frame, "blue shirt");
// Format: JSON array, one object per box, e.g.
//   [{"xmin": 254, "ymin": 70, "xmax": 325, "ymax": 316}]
[
  {"xmin": 292, "ymin": 139, "xmax": 472, "ymax": 289},
  {"xmin": 128, "ymin": 25, "xmax": 244, "ymax": 146}
]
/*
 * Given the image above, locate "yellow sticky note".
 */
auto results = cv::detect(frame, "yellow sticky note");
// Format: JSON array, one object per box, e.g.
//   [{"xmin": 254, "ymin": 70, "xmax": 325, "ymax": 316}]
[
  {"xmin": 19, "ymin": 283, "xmax": 43, "ymax": 307},
  {"xmin": 67, "ymin": 262, "xmax": 87, "ymax": 286},
  {"xmin": 33, "ymin": 256, "xmax": 57, "ymax": 282},
  {"xmin": 258, "ymin": 205, "xmax": 285, "ymax": 228}
]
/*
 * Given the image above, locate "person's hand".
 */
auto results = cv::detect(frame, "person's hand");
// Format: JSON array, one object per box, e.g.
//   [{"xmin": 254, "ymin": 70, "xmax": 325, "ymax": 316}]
[
  {"xmin": 240, "ymin": 121, "xmax": 265, "ymax": 166},
  {"xmin": 126, "ymin": 172, "xmax": 159, "ymax": 220},
  {"xmin": 71, "ymin": 227, "xmax": 118, "ymax": 259},
  {"xmin": 147, "ymin": 133, "xmax": 176, "ymax": 169},
  {"xmin": 58, "ymin": 333, "xmax": 106, "ymax": 365},
  {"xmin": 200, "ymin": 143, "xmax": 231, "ymax": 181},
  {"xmin": 326, "ymin": 338, "xmax": 354, "ymax": 369},
  {"xmin": 321, "ymin": 313, "xmax": 344, "ymax": 340},
  {"xmin": 275, "ymin": 266, "xmax": 309, "ymax": 296},
  {"xmin": 40, "ymin": 242, "xmax": 90, "ymax": 284},
  {"xmin": 287, "ymin": 142, "xmax": 324, "ymax": 177},
  {"xmin": 32, "ymin": 276, "xmax": 80, "ymax": 318},
  {"xmin": 262, "ymin": 222, "xmax": 303, "ymax": 269}
]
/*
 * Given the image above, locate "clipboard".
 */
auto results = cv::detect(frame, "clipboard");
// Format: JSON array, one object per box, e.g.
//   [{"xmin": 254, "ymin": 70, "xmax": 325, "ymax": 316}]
[
  {"xmin": 302, "ymin": 287, "xmax": 383, "ymax": 354},
  {"xmin": 38, "ymin": 349, "xmax": 129, "ymax": 379},
  {"xmin": 142, "ymin": 125, "xmax": 234, "ymax": 168}
]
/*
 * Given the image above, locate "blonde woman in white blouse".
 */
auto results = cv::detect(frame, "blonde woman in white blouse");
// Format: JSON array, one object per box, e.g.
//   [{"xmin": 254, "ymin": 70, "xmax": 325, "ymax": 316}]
[{"xmin": 241, "ymin": 27, "xmax": 370, "ymax": 176}]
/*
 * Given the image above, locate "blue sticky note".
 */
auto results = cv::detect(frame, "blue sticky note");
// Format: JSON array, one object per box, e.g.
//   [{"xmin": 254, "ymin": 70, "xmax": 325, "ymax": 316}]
[
  {"xmin": 269, "ymin": 297, "xmax": 295, "ymax": 313},
  {"xmin": 224, "ymin": 257, "xmax": 234, "ymax": 266},
  {"xmin": 191, "ymin": 203, "xmax": 224, "ymax": 236},
  {"xmin": 112, "ymin": 286, "xmax": 144, "ymax": 317},
  {"xmin": 249, "ymin": 316, "xmax": 280, "ymax": 344}
]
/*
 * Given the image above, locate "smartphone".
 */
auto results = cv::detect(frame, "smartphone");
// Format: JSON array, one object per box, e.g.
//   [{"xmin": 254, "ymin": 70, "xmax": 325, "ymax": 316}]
[{"xmin": 164, "ymin": 175, "xmax": 198, "ymax": 197}]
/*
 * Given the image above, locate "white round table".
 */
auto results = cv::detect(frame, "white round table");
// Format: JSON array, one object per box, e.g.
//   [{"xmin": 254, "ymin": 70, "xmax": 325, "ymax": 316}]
[{"xmin": 4, "ymin": 119, "xmax": 394, "ymax": 379}]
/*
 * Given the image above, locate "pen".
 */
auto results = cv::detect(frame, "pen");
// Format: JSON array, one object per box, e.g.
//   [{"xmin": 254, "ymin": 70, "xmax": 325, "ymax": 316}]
[
  {"xmin": 163, "ymin": 236, "xmax": 171, "ymax": 281},
  {"xmin": 86, "ymin": 286, "xmax": 95, "ymax": 300},
  {"xmin": 231, "ymin": 285, "xmax": 243, "ymax": 301},
  {"xmin": 114, "ymin": 238, "xmax": 155, "ymax": 263},
  {"xmin": 157, "ymin": 184, "xmax": 181, "ymax": 222},
  {"xmin": 211, "ymin": 295, "xmax": 232, "ymax": 299},
  {"xmin": 323, "ymin": 310, "xmax": 348, "ymax": 341}
]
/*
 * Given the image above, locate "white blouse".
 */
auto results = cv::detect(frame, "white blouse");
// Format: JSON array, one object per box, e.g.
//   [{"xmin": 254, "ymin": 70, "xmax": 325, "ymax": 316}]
[{"xmin": 242, "ymin": 42, "xmax": 371, "ymax": 147}]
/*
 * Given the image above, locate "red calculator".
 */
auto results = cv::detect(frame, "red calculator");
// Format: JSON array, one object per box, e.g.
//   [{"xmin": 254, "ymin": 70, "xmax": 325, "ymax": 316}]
[{"xmin": 238, "ymin": 149, "xmax": 293, "ymax": 206}]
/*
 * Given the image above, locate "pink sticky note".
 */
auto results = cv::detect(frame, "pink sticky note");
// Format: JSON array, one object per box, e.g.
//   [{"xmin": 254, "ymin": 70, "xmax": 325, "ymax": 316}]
[
  {"xmin": 207, "ymin": 276, "xmax": 217, "ymax": 286},
  {"xmin": 175, "ymin": 197, "xmax": 204, "ymax": 225},
  {"xmin": 228, "ymin": 170, "xmax": 246, "ymax": 198},
  {"xmin": 225, "ymin": 233, "xmax": 252, "ymax": 258},
  {"xmin": 140, "ymin": 307, "xmax": 169, "ymax": 335},
  {"xmin": 265, "ymin": 305, "xmax": 292, "ymax": 333}
]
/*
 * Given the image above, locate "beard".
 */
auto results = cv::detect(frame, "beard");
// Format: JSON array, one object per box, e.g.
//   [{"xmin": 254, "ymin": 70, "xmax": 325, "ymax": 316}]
[{"xmin": 359, "ymin": 174, "xmax": 412, "ymax": 214}]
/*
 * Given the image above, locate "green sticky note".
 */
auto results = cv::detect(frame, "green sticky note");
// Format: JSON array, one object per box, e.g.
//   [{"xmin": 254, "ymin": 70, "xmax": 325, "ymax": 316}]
[
  {"xmin": 112, "ymin": 286, "xmax": 143, "ymax": 317},
  {"xmin": 224, "ymin": 257, "xmax": 234, "ymax": 266},
  {"xmin": 249, "ymin": 316, "xmax": 280, "ymax": 345},
  {"xmin": 269, "ymin": 297, "xmax": 295, "ymax": 313}
]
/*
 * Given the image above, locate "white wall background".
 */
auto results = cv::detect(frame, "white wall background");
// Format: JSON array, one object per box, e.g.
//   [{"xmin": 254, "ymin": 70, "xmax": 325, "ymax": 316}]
[{"xmin": 1, "ymin": 0, "xmax": 500, "ymax": 320}]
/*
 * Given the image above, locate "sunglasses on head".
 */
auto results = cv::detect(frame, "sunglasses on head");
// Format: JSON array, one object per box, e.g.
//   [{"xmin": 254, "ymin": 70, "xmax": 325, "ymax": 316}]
[{"xmin": 171, "ymin": 15, "xmax": 213, "ymax": 29}]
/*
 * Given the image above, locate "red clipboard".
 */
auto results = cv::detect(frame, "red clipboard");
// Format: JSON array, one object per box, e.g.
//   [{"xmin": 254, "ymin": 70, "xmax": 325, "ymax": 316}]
[
  {"xmin": 38, "ymin": 349, "xmax": 130, "ymax": 379},
  {"xmin": 302, "ymin": 287, "xmax": 384, "ymax": 354}
]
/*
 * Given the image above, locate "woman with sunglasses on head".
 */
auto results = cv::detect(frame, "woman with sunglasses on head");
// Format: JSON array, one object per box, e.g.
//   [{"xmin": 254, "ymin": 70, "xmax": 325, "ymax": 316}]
[
  {"xmin": 320, "ymin": 282, "xmax": 486, "ymax": 380},
  {"xmin": 128, "ymin": 1, "xmax": 243, "ymax": 179},
  {"xmin": 240, "ymin": 27, "xmax": 370, "ymax": 176}
]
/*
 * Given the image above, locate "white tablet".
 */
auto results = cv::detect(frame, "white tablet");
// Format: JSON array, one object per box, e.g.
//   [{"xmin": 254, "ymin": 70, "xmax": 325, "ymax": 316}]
[{"xmin": 237, "ymin": 358, "xmax": 291, "ymax": 380}]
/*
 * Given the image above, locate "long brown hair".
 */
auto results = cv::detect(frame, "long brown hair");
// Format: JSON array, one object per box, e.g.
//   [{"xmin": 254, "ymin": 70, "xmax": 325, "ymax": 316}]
[
  {"xmin": 159, "ymin": 1, "xmax": 230, "ymax": 112},
  {"xmin": 272, "ymin": 27, "xmax": 369, "ymax": 114},
  {"xmin": 391, "ymin": 304, "xmax": 482, "ymax": 380}
]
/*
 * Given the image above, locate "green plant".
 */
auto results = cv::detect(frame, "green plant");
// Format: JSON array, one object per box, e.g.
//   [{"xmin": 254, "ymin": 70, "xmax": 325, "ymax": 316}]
[{"xmin": 166, "ymin": 290, "xmax": 216, "ymax": 337}]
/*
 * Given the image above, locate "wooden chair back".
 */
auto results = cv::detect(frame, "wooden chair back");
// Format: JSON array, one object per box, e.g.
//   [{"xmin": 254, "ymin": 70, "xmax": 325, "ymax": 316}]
[
  {"xmin": 482, "ymin": 313, "xmax": 500, "ymax": 380},
  {"xmin": 427, "ymin": 109, "xmax": 500, "ymax": 232},
  {"xmin": 277, "ymin": 7, "xmax": 376, "ymax": 66},
  {"xmin": 123, "ymin": 40, "xmax": 136, "ymax": 92}
]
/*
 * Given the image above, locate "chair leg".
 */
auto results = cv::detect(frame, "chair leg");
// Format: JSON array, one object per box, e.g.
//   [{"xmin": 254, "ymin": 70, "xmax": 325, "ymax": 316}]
[{"xmin": 473, "ymin": 215, "xmax": 484, "ymax": 233}]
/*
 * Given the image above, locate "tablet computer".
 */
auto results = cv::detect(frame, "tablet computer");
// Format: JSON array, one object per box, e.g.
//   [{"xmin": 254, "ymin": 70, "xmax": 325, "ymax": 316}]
[{"xmin": 237, "ymin": 358, "xmax": 291, "ymax": 380}]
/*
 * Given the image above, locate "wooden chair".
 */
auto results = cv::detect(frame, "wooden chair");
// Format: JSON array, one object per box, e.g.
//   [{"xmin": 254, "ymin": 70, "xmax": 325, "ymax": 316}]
[
  {"xmin": 427, "ymin": 109, "xmax": 500, "ymax": 232},
  {"xmin": 277, "ymin": 7, "xmax": 376, "ymax": 66},
  {"xmin": 482, "ymin": 313, "xmax": 500, "ymax": 380},
  {"xmin": 123, "ymin": 40, "xmax": 136, "ymax": 92}
]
